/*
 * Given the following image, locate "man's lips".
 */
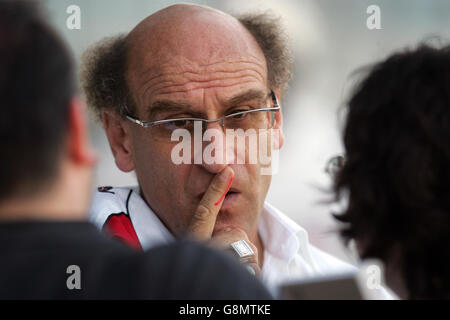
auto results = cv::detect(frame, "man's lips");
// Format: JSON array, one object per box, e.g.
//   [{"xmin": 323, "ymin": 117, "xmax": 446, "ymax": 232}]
[
  {"xmin": 219, "ymin": 190, "xmax": 240, "ymax": 211},
  {"xmin": 197, "ymin": 188, "xmax": 241, "ymax": 213},
  {"xmin": 197, "ymin": 188, "xmax": 240, "ymax": 201}
]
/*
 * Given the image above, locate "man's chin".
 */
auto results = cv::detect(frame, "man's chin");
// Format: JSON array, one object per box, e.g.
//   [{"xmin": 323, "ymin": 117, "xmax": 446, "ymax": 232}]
[
  {"xmin": 213, "ymin": 211, "xmax": 247, "ymax": 235},
  {"xmin": 206, "ymin": 192, "xmax": 256, "ymax": 235},
  {"xmin": 212, "ymin": 222, "xmax": 241, "ymax": 235}
]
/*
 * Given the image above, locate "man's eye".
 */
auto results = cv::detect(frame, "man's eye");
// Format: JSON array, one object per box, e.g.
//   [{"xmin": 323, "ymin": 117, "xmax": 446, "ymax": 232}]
[
  {"xmin": 163, "ymin": 119, "xmax": 193, "ymax": 130},
  {"xmin": 228, "ymin": 110, "xmax": 249, "ymax": 120}
]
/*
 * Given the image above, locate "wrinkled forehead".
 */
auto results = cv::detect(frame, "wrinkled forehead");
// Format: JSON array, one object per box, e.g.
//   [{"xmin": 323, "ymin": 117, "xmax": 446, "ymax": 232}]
[
  {"xmin": 131, "ymin": 13, "xmax": 263, "ymax": 60},
  {"xmin": 125, "ymin": 5, "xmax": 268, "ymax": 99}
]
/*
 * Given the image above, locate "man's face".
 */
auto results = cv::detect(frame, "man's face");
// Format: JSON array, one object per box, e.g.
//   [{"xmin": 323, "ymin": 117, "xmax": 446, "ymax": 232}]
[{"xmin": 112, "ymin": 7, "xmax": 284, "ymax": 239}]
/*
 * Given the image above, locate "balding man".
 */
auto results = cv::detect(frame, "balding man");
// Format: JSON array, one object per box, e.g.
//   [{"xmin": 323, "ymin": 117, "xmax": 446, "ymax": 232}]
[
  {"xmin": 0, "ymin": 1, "xmax": 272, "ymax": 299},
  {"xmin": 83, "ymin": 4, "xmax": 352, "ymax": 290}
]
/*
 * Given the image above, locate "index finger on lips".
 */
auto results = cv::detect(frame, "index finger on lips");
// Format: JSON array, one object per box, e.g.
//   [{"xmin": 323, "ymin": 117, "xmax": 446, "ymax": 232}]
[{"xmin": 187, "ymin": 166, "xmax": 234, "ymax": 240}]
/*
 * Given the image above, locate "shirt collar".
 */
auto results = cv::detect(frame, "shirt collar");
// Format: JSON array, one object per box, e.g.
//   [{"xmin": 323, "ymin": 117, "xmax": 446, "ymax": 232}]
[
  {"xmin": 259, "ymin": 202, "xmax": 311, "ymax": 263},
  {"xmin": 127, "ymin": 187, "xmax": 174, "ymax": 250}
]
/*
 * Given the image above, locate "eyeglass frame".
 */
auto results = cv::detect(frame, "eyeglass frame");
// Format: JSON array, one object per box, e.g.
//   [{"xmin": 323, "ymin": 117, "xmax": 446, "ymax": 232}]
[{"xmin": 125, "ymin": 90, "xmax": 280, "ymax": 130}]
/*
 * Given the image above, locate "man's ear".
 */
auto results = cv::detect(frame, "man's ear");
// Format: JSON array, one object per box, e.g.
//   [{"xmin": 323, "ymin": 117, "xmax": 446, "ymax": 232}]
[
  {"xmin": 67, "ymin": 97, "xmax": 97, "ymax": 167},
  {"xmin": 272, "ymin": 89, "xmax": 285, "ymax": 150},
  {"xmin": 101, "ymin": 109, "xmax": 135, "ymax": 172}
]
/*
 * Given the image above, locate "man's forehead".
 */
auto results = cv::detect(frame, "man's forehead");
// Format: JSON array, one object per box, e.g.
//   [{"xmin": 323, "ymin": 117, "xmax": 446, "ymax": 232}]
[{"xmin": 126, "ymin": 4, "xmax": 266, "ymax": 80}]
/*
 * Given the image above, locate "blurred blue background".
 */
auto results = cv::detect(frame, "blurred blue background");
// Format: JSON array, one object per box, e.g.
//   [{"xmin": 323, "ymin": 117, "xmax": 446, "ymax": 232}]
[{"xmin": 43, "ymin": 0, "xmax": 450, "ymax": 262}]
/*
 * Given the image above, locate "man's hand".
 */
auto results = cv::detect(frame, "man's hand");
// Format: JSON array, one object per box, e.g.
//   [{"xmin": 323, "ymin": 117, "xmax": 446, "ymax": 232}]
[
  {"xmin": 186, "ymin": 166, "xmax": 234, "ymax": 240},
  {"xmin": 186, "ymin": 166, "xmax": 260, "ymax": 275},
  {"xmin": 211, "ymin": 227, "xmax": 260, "ymax": 276}
]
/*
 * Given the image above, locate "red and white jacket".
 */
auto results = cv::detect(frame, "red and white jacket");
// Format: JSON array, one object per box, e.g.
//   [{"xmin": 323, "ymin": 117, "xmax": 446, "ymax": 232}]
[{"xmin": 89, "ymin": 186, "xmax": 174, "ymax": 251}]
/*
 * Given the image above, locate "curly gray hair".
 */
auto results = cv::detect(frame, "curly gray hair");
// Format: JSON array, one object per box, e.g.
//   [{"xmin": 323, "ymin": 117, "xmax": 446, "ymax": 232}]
[{"xmin": 81, "ymin": 12, "xmax": 293, "ymax": 120}]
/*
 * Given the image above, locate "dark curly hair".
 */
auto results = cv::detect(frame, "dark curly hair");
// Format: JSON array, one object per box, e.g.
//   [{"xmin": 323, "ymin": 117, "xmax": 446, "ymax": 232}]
[
  {"xmin": 81, "ymin": 11, "xmax": 293, "ymax": 120},
  {"xmin": 334, "ymin": 44, "xmax": 450, "ymax": 299}
]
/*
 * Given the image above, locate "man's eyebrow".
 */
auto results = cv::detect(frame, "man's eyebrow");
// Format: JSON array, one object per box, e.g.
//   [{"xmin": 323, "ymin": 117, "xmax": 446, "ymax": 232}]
[
  {"xmin": 226, "ymin": 89, "xmax": 269, "ymax": 107},
  {"xmin": 146, "ymin": 90, "xmax": 269, "ymax": 119},
  {"xmin": 146, "ymin": 100, "xmax": 193, "ymax": 120}
]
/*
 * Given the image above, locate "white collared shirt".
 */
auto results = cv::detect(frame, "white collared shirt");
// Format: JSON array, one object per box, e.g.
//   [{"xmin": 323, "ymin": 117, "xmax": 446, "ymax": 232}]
[
  {"xmin": 258, "ymin": 202, "xmax": 356, "ymax": 289},
  {"xmin": 89, "ymin": 186, "xmax": 394, "ymax": 298}
]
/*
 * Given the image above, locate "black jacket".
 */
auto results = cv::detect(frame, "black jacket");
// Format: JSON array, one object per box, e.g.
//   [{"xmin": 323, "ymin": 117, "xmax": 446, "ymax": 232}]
[{"xmin": 0, "ymin": 221, "xmax": 271, "ymax": 299}]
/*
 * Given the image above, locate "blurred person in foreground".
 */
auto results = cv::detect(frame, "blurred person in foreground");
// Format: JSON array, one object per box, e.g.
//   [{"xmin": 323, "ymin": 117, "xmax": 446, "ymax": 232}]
[
  {"xmin": 82, "ymin": 3, "xmax": 355, "ymax": 291},
  {"xmin": 0, "ymin": 1, "xmax": 272, "ymax": 299},
  {"xmin": 334, "ymin": 44, "xmax": 450, "ymax": 299}
]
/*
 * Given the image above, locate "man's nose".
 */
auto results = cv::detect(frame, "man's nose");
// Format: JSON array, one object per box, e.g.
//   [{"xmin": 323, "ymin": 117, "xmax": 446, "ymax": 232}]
[{"xmin": 197, "ymin": 121, "xmax": 232, "ymax": 174}]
